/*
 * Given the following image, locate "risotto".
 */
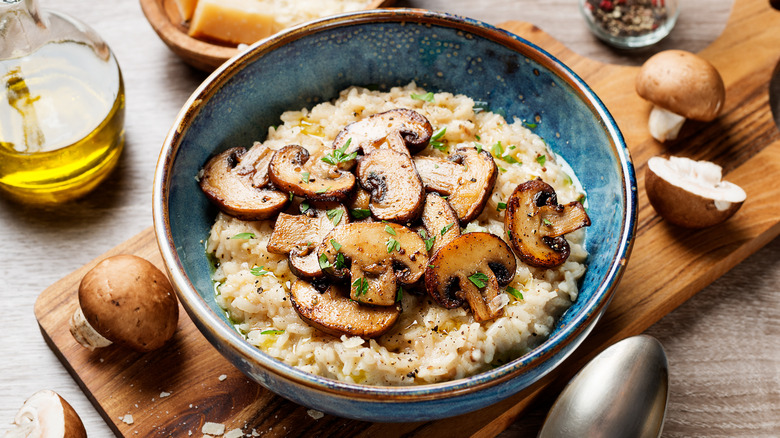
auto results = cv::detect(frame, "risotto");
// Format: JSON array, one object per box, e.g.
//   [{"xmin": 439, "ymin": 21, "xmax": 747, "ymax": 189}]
[{"xmin": 204, "ymin": 82, "xmax": 588, "ymax": 385}]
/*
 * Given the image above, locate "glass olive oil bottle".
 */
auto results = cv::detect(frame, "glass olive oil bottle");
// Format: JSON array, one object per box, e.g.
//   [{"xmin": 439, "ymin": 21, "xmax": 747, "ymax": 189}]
[{"xmin": 0, "ymin": 0, "xmax": 125, "ymax": 203}]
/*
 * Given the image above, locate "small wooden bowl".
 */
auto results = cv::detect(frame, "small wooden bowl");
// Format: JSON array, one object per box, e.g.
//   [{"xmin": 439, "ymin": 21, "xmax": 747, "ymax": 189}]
[{"xmin": 140, "ymin": 0, "xmax": 396, "ymax": 71}]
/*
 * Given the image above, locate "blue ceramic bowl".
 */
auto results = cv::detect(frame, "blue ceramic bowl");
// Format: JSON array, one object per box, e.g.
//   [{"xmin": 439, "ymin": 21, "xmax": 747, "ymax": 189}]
[{"xmin": 153, "ymin": 9, "xmax": 637, "ymax": 422}]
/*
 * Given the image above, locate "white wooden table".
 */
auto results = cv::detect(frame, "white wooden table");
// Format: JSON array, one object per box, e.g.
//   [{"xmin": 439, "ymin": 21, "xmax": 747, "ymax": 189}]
[{"xmin": 1, "ymin": 0, "xmax": 778, "ymax": 436}]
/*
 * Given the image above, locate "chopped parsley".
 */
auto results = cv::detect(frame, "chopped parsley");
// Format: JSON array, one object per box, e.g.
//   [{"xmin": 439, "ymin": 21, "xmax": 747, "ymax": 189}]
[
  {"xmin": 410, "ymin": 91, "xmax": 434, "ymax": 102},
  {"xmin": 300, "ymin": 201, "xmax": 310, "ymax": 213},
  {"xmin": 474, "ymin": 142, "xmax": 483, "ymax": 153},
  {"xmin": 289, "ymin": 192, "xmax": 294, "ymax": 201},
  {"xmin": 321, "ymin": 138, "xmax": 357, "ymax": 165},
  {"xmin": 386, "ymin": 237, "xmax": 400, "ymax": 253},
  {"xmin": 334, "ymin": 252, "xmax": 347, "ymax": 270},
  {"xmin": 350, "ymin": 208, "xmax": 371, "ymax": 219},
  {"xmin": 385, "ymin": 225, "xmax": 397, "ymax": 236},
  {"xmin": 523, "ymin": 121, "xmax": 537, "ymax": 129},
  {"xmin": 440, "ymin": 223, "xmax": 455, "ymax": 236},
  {"xmin": 497, "ymin": 202, "xmax": 507, "ymax": 212},
  {"xmin": 502, "ymin": 155, "xmax": 520, "ymax": 164},
  {"xmin": 430, "ymin": 127, "xmax": 447, "ymax": 152},
  {"xmin": 327, "ymin": 208, "xmax": 344, "ymax": 226},
  {"xmin": 542, "ymin": 218, "xmax": 553, "ymax": 226},
  {"xmin": 315, "ymin": 186, "xmax": 331, "ymax": 194},
  {"xmin": 230, "ymin": 232, "xmax": 255, "ymax": 240},
  {"xmin": 506, "ymin": 286, "xmax": 524, "ymax": 300},
  {"xmin": 330, "ymin": 239, "xmax": 342, "ymax": 251},
  {"xmin": 577, "ymin": 194, "xmax": 587, "ymax": 204},
  {"xmin": 260, "ymin": 329, "xmax": 284, "ymax": 335},
  {"xmin": 468, "ymin": 272, "xmax": 490, "ymax": 288},
  {"xmin": 491, "ymin": 141, "xmax": 504, "ymax": 157},
  {"xmin": 396, "ymin": 285, "xmax": 404, "ymax": 302},
  {"xmin": 352, "ymin": 277, "xmax": 369, "ymax": 296},
  {"xmin": 250, "ymin": 266, "xmax": 270, "ymax": 276},
  {"xmin": 536, "ymin": 154, "xmax": 547, "ymax": 166},
  {"xmin": 318, "ymin": 253, "xmax": 332, "ymax": 270},
  {"xmin": 301, "ymin": 171, "xmax": 310, "ymax": 184},
  {"xmin": 419, "ymin": 229, "xmax": 435, "ymax": 252}
]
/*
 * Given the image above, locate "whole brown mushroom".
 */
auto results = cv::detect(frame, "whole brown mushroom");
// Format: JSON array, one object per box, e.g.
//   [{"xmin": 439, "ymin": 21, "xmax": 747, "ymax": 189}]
[
  {"xmin": 69, "ymin": 254, "xmax": 179, "ymax": 353},
  {"xmin": 635, "ymin": 50, "xmax": 725, "ymax": 142}
]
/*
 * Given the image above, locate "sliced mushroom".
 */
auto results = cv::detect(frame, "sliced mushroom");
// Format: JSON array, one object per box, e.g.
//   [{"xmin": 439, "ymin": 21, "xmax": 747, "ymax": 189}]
[
  {"xmin": 356, "ymin": 149, "xmax": 426, "ymax": 223},
  {"xmin": 413, "ymin": 147, "xmax": 498, "ymax": 223},
  {"xmin": 289, "ymin": 280, "xmax": 400, "ymax": 338},
  {"xmin": 346, "ymin": 187, "xmax": 373, "ymax": 221},
  {"xmin": 70, "ymin": 255, "xmax": 179, "ymax": 352},
  {"xmin": 267, "ymin": 202, "xmax": 348, "ymax": 278},
  {"xmin": 199, "ymin": 145, "xmax": 289, "ymax": 220},
  {"xmin": 318, "ymin": 222, "xmax": 428, "ymax": 306},
  {"xmin": 4, "ymin": 390, "xmax": 86, "ymax": 438},
  {"xmin": 504, "ymin": 179, "xmax": 590, "ymax": 268},
  {"xmin": 332, "ymin": 108, "xmax": 433, "ymax": 159},
  {"xmin": 635, "ymin": 50, "xmax": 726, "ymax": 142},
  {"xmin": 425, "ymin": 232, "xmax": 516, "ymax": 322},
  {"xmin": 420, "ymin": 193, "xmax": 460, "ymax": 255},
  {"xmin": 645, "ymin": 155, "xmax": 746, "ymax": 228},
  {"xmin": 268, "ymin": 144, "xmax": 355, "ymax": 201}
]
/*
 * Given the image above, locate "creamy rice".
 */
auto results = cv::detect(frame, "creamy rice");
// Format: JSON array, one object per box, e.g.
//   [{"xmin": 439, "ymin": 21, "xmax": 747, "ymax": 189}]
[{"xmin": 206, "ymin": 82, "xmax": 587, "ymax": 385}]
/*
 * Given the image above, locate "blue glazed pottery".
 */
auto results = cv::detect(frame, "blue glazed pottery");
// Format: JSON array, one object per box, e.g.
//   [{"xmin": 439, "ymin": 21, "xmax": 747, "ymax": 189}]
[{"xmin": 153, "ymin": 9, "xmax": 637, "ymax": 422}]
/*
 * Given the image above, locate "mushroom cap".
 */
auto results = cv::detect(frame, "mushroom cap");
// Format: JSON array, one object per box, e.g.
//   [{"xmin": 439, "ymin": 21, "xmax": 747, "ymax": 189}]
[
  {"xmin": 7, "ymin": 390, "xmax": 86, "ymax": 438},
  {"xmin": 413, "ymin": 147, "xmax": 498, "ymax": 224},
  {"xmin": 635, "ymin": 50, "xmax": 725, "ymax": 121},
  {"xmin": 332, "ymin": 108, "xmax": 433, "ymax": 157},
  {"xmin": 268, "ymin": 144, "xmax": 355, "ymax": 201},
  {"xmin": 289, "ymin": 280, "xmax": 400, "ymax": 338},
  {"xmin": 504, "ymin": 179, "xmax": 590, "ymax": 268},
  {"xmin": 78, "ymin": 255, "xmax": 179, "ymax": 352},
  {"xmin": 199, "ymin": 145, "xmax": 290, "ymax": 220},
  {"xmin": 356, "ymin": 148, "xmax": 426, "ymax": 223},
  {"xmin": 645, "ymin": 155, "xmax": 746, "ymax": 228},
  {"xmin": 424, "ymin": 232, "xmax": 516, "ymax": 321}
]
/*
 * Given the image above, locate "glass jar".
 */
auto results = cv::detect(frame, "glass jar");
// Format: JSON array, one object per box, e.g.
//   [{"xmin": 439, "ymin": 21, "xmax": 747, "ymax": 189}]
[
  {"xmin": 579, "ymin": 0, "xmax": 680, "ymax": 49},
  {"xmin": 0, "ymin": 0, "xmax": 125, "ymax": 204}
]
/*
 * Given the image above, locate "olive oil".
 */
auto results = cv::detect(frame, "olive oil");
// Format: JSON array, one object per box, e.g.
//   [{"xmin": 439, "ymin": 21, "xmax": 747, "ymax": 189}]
[{"xmin": 0, "ymin": 42, "xmax": 125, "ymax": 203}]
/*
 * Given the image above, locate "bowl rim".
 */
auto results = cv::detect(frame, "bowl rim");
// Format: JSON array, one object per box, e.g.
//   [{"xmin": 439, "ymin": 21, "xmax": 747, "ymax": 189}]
[{"xmin": 153, "ymin": 8, "xmax": 637, "ymax": 402}]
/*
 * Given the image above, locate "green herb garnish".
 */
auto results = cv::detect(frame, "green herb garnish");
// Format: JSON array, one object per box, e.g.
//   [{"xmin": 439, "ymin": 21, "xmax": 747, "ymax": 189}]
[
  {"xmin": 386, "ymin": 237, "xmax": 400, "ymax": 253},
  {"xmin": 491, "ymin": 141, "xmax": 504, "ymax": 157},
  {"xmin": 419, "ymin": 230, "xmax": 435, "ymax": 252},
  {"xmin": 536, "ymin": 154, "xmax": 547, "ymax": 166},
  {"xmin": 321, "ymin": 138, "xmax": 357, "ymax": 165},
  {"xmin": 440, "ymin": 223, "xmax": 455, "ymax": 236},
  {"xmin": 506, "ymin": 286, "xmax": 524, "ymax": 300},
  {"xmin": 523, "ymin": 122, "xmax": 537, "ymax": 129},
  {"xmin": 301, "ymin": 171, "xmax": 310, "ymax": 184},
  {"xmin": 468, "ymin": 272, "xmax": 490, "ymax": 288},
  {"xmin": 474, "ymin": 142, "xmax": 483, "ymax": 153},
  {"xmin": 260, "ymin": 329, "xmax": 284, "ymax": 335},
  {"xmin": 411, "ymin": 91, "xmax": 434, "ymax": 102},
  {"xmin": 350, "ymin": 208, "xmax": 371, "ymax": 219},
  {"xmin": 330, "ymin": 239, "xmax": 342, "ymax": 251},
  {"xmin": 502, "ymin": 155, "xmax": 520, "ymax": 164},
  {"xmin": 384, "ymin": 225, "xmax": 397, "ymax": 236},
  {"xmin": 318, "ymin": 253, "xmax": 332, "ymax": 270},
  {"xmin": 334, "ymin": 252, "xmax": 347, "ymax": 270},
  {"xmin": 327, "ymin": 208, "xmax": 344, "ymax": 226},
  {"xmin": 230, "ymin": 232, "xmax": 255, "ymax": 240},
  {"xmin": 300, "ymin": 201, "xmax": 310, "ymax": 213},
  {"xmin": 352, "ymin": 277, "xmax": 369, "ymax": 296},
  {"xmin": 497, "ymin": 202, "xmax": 507, "ymax": 212},
  {"xmin": 396, "ymin": 285, "xmax": 404, "ymax": 302},
  {"xmin": 250, "ymin": 266, "xmax": 270, "ymax": 276},
  {"xmin": 542, "ymin": 218, "xmax": 553, "ymax": 226}
]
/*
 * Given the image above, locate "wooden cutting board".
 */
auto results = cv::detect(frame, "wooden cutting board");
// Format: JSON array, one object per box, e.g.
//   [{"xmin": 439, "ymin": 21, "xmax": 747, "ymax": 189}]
[{"xmin": 34, "ymin": 0, "xmax": 780, "ymax": 436}]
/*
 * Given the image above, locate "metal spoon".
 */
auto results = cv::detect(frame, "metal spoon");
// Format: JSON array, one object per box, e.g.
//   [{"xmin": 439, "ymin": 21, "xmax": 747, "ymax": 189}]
[{"xmin": 538, "ymin": 335, "xmax": 669, "ymax": 438}]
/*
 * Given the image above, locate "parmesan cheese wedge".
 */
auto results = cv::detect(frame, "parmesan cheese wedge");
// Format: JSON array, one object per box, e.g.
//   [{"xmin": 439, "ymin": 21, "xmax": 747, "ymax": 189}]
[
  {"xmin": 172, "ymin": 0, "xmax": 198, "ymax": 21},
  {"xmin": 188, "ymin": 0, "xmax": 279, "ymax": 45}
]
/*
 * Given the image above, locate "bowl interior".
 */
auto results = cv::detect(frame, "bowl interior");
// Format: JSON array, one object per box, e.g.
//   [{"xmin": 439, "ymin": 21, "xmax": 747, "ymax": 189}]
[{"xmin": 157, "ymin": 9, "xmax": 634, "ymax": 395}]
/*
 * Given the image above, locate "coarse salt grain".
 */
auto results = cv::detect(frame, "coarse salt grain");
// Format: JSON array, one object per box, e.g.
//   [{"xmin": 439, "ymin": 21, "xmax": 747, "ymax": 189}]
[
  {"xmin": 160, "ymin": 391, "xmax": 171, "ymax": 398},
  {"xmin": 202, "ymin": 422, "xmax": 225, "ymax": 435},
  {"xmin": 307, "ymin": 409, "xmax": 324, "ymax": 420},
  {"xmin": 121, "ymin": 414, "xmax": 134, "ymax": 425},
  {"xmin": 218, "ymin": 374, "xmax": 228, "ymax": 381}
]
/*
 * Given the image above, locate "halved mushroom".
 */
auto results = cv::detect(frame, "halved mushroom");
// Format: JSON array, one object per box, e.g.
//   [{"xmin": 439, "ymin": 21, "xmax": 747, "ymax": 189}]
[
  {"xmin": 4, "ymin": 390, "xmax": 86, "ymax": 438},
  {"xmin": 635, "ymin": 50, "xmax": 726, "ymax": 142},
  {"xmin": 420, "ymin": 193, "xmax": 460, "ymax": 255},
  {"xmin": 413, "ymin": 147, "xmax": 498, "ymax": 223},
  {"xmin": 267, "ymin": 202, "xmax": 348, "ymax": 278},
  {"xmin": 356, "ymin": 149, "xmax": 426, "ymax": 223},
  {"xmin": 645, "ymin": 155, "xmax": 746, "ymax": 228},
  {"xmin": 505, "ymin": 179, "xmax": 590, "ymax": 268},
  {"xmin": 318, "ymin": 222, "xmax": 428, "ymax": 306},
  {"xmin": 199, "ymin": 144, "xmax": 289, "ymax": 220},
  {"xmin": 289, "ymin": 280, "xmax": 400, "ymax": 338},
  {"xmin": 332, "ymin": 108, "xmax": 433, "ymax": 159},
  {"xmin": 268, "ymin": 144, "xmax": 355, "ymax": 201},
  {"xmin": 425, "ymin": 232, "xmax": 516, "ymax": 322}
]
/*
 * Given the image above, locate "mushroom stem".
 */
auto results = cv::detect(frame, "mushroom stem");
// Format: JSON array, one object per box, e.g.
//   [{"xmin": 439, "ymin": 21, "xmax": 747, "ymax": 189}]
[
  {"xmin": 457, "ymin": 271, "xmax": 501, "ymax": 322},
  {"xmin": 69, "ymin": 307, "xmax": 113, "ymax": 350},
  {"xmin": 648, "ymin": 106, "xmax": 686, "ymax": 142}
]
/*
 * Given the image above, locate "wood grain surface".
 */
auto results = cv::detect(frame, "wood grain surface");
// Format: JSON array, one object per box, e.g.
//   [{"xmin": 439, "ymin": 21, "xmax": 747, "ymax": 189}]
[{"xmin": 3, "ymin": 0, "xmax": 779, "ymax": 437}]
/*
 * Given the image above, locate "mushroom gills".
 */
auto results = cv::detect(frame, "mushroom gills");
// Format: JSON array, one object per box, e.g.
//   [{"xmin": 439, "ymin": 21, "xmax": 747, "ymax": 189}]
[
  {"xmin": 413, "ymin": 147, "xmax": 497, "ymax": 223},
  {"xmin": 289, "ymin": 280, "xmax": 400, "ymax": 338},
  {"xmin": 268, "ymin": 144, "xmax": 355, "ymax": 201},
  {"xmin": 357, "ymin": 148, "xmax": 425, "ymax": 223},
  {"xmin": 199, "ymin": 145, "xmax": 289, "ymax": 220},
  {"xmin": 425, "ymin": 232, "xmax": 516, "ymax": 322},
  {"xmin": 505, "ymin": 179, "xmax": 590, "ymax": 269},
  {"xmin": 318, "ymin": 222, "xmax": 428, "ymax": 306}
]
